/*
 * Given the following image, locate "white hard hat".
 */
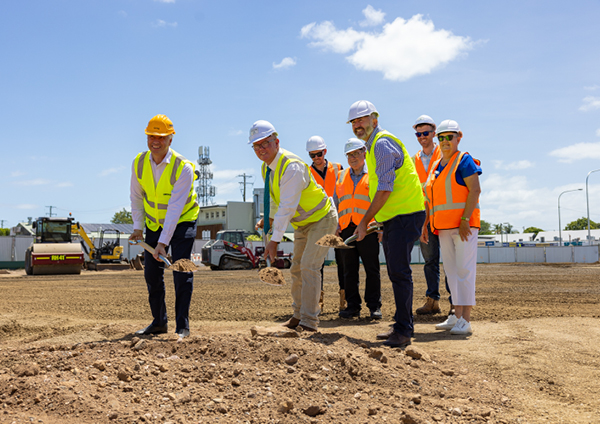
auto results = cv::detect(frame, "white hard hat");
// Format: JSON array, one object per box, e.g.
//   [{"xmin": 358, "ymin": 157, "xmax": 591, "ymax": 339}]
[
  {"xmin": 344, "ymin": 138, "xmax": 365, "ymax": 155},
  {"xmin": 347, "ymin": 100, "xmax": 378, "ymax": 124},
  {"xmin": 249, "ymin": 120, "xmax": 278, "ymax": 144},
  {"xmin": 413, "ymin": 115, "xmax": 436, "ymax": 130},
  {"xmin": 306, "ymin": 135, "xmax": 327, "ymax": 152},
  {"xmin": 437, "ymin": 119, "xmax": 461, "ymax": 134}
]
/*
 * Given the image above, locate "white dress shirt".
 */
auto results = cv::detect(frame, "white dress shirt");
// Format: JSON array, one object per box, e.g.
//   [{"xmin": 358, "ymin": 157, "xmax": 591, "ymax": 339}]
[
  {"xmin": 130, "ymin": 149, "xmax": 194, "ymax": 246},
  {"xmin": 267, "ymin": 149, "xmax": 310, "ymax": 243}
]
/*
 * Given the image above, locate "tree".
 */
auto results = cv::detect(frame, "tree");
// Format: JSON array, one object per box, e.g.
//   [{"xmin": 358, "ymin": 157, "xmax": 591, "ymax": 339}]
[
  {"xmin": 0, "ymin": 228, "xmax": 9, "ymax": 236},
  {"xmin": 479, "ymin": 220, "xmax": 493, "ymax": 235},
  {"xmin": 493, "ymin": 223, "xmax": 503, "ymax": 234},
  {"xmin": 524, "ymin": 226, "xmax": 544, "ymax": 236},
  {"xmin": 111, "ymin": 208, "xmax": 133, "ymax": 224},
  {"xmin": 564, "ymin": 217, "xmax": 599, "ymax": 231}
]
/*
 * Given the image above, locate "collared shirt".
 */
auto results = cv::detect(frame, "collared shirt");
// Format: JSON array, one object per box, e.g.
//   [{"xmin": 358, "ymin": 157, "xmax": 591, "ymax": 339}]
[
  {"xmin": 333, "ymin": 164, "xmax": 368, "ymax": 209},
  {"xmin": 311, "ymin": 159, "xmax": 329, "ymax": 180},
  {"xmin": 365, "ymin": 125, "xmax": 404, "ymax": 192},
  {"xmin": 419, "ymin": 143, "xmax": 438, "ymax": 173},
  {"xmin": 130, "ymin": 149, "xmax": 194, "ymax": 246},
  {"xmin": 268, "ymin": 149, "xmax": 310, "ymax": 243}
]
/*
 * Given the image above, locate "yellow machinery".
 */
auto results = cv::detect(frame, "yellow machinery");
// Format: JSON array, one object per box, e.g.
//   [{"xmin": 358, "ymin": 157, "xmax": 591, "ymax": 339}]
[{"xmin": 25, "ymin": 217, "xmax": 130, "ymax": 275}]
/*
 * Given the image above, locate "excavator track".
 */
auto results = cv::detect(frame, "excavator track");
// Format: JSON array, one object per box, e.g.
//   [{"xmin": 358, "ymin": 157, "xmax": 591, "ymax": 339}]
[{"xmin": 219, "ymin": 255, "xmax": 253, "ymax": 270}]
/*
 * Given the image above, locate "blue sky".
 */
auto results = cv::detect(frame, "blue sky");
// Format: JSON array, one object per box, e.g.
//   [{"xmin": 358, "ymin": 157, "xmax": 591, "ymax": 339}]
[{"xmin": 2, "ymin": 0, "xmax": 600, "ymax": 232}]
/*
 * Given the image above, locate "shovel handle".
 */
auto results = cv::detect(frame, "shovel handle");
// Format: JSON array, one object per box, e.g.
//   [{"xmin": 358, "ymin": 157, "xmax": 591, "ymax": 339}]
[
  {"xmin": 129, "ymin": 240, "xmax": 172, "ymax": 266},
  {"xmin": 343, "ymin": 224, "xmax": 382, "ymax": 245}
]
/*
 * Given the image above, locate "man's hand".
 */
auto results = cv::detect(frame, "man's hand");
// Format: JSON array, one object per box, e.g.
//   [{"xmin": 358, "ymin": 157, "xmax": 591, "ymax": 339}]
[
  {"xmin": 154, "ymin": 242, "xmax": 168, "ymax": 262},
  {"xmin": 420, "ymin": 225, "xmax": 429, "ymax": 244},
  {"xmin": 335, "ymin": 225, "xmax": 341, "ymax": 236},
  {"xmin": 459, "ymin": 220, "xmax": 472, "ymax": 242},
  {"xmin": 129, "ymin": 229, "xmax": 144, "ymax": 242},
  {"xmin": 354, "ymin": 220, "xmax": 368, "ymax": 242},
  {"xmin": 255, "ymin": 218, "xmax": 264, "ymax": 231},
  {"xmin": 265, "ymin": 240, "xmax": 279, "ymax": 262}
]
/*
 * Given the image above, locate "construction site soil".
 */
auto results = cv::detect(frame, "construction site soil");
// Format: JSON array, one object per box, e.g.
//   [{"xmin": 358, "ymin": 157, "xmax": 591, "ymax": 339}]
[{"xmin": 0, "ymin": 263, "xmax": 599, "ymax": 424}]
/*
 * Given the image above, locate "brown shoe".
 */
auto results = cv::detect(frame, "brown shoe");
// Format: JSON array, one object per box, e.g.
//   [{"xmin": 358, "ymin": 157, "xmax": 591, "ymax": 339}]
[
  {"xmin": 339, "ymin": 289, "xmax": 347, "ymax": 311},
  {"xmin": 298, "ymin": 324, "xmax": 317, "ymax": 332},
  {"xmin": 416, "ymin": 297, "xmax": 441, "ymax": 315},
  {"xmin": 319, "ymin": 290, "xmax": 325, "ymax": 310},
  {"xmin": 383, "ymin": 331, "xmax": 411, "ymax": 348},
  {"xmin": 376, "ymin": 326, "xmax": 394, "ymax": 340},
  {"xmin": 282, "ymin": 317, "xmax": 300, "ymax": 329}
]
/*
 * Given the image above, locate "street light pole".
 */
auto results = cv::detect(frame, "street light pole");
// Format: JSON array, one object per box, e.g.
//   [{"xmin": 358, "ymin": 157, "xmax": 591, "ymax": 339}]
[
  {"xmin": 586, "ymin": 168, "xmax": 600, "ymax": 245},
  {"xmin": 558, "ymin": 188, "xmax": 583, "ymax": 246},
  {"xmin": 503, "ymin": 222, "xmax": 510, "ymax": 244}
]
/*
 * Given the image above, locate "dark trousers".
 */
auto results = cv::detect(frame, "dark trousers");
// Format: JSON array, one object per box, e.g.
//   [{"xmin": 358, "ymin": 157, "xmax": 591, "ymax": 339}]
[
  {"xmin": 340, "ymin": 223, "xmax": 381, "ymax": 311},
  {"xmin": 144, "ymin": 221, "xmax": 196, "ymax": 332},
  {"xmin": 420, "ymin": 224, "xmax": 452, "ymax": 304},
  {"xmin": 382, "ymin": 211, "xmax": 426, "ymax": 337}
]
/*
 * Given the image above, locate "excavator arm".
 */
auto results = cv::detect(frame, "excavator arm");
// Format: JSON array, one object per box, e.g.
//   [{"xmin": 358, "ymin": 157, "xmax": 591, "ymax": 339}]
[{"xmin": 71, "ymin": 223, "xmax": 97, "ymax": 260}]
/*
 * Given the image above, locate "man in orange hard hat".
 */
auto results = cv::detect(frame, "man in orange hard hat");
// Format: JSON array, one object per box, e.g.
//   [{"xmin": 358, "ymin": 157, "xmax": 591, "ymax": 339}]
[{"xmin": 129, "ymin": 114, "xmax": 200, "ymax": 340}]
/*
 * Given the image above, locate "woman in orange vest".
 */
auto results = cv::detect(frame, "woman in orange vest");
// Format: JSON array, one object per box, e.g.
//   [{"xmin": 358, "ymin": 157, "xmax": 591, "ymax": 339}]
[{"xmin": 423, "ymin": 120, "xmax": 482, "ymax": 336}]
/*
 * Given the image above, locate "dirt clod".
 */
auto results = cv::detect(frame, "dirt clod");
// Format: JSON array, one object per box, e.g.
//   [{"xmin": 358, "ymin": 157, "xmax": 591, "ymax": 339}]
[
  {"xmin": 258, "ymin": 267, "xmax": 286, "ymax": 285},
  {"xmin": 315, "ymin": 234, "xmax": 347, "ymax": 247},
  {"xmin": 167, "ymin": 258, "xmax": 198, "ymax": 272}
]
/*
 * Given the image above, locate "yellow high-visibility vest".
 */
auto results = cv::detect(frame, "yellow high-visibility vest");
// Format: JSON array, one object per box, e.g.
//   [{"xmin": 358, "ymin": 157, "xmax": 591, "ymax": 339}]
[
  {"xmin": 365, "ymin": 131, "xmax": 424, "ymax": 222},
  {"xmin": 134, "ymin": 148, "xmax": 199, "ymax": 231},
  {"xmin": 262, "ymin": 149, "xmax": 331, "ymax": 229}
]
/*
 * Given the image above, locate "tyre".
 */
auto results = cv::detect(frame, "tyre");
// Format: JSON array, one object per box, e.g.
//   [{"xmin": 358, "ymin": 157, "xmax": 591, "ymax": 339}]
[{"xmin": 25, "ymin": 248, "xmax": 33, "ymax": 275}]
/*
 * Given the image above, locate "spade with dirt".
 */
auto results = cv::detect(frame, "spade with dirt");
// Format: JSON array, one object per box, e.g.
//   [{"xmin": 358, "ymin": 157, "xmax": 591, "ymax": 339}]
[
  {"xmin": 258, "ymin": 257, "xmax": 287, "ymax": 286},
  {"xmin": 315, "ymin": 223, "xmax": 382, "ymax": 248},
  {"xmin": 128, "ymin": 240, "xmax": 198, "ymax": 273}
]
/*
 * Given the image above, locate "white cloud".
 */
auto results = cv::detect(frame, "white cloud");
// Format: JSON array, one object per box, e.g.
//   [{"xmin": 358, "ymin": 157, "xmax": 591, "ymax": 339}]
[
  {"xmin": 273, "ymin": 57, "xmax": 297, "ymax": 70},
  {"xmin": 228, "ymin": 129, "xmax": 244, "ymax": 136},
  {"xmin": 153, "ymin": 19, "xmax": 177, "ymax": 28},
  {"xmin": 579, "ymin": 96, "xmax": 600, "ymax": 112},
  {"xmin": 57, "ymin": 182, "xmax": 74, "ymax": 188},
  {"xmin": 549, "ymin": 142, "xmax": 600, "ymax": 163},
  {"xmin": 596, "ymin": 128, "xmax": 600, "ymax": 137},
  {"xmin": 208, "ymin": 167, "xmax": 257, "ymax": 201},
  {"xmin": 10, "ymin": 171, "xmax": 25, "ymax": 177},
  {"xmin": 301, "ymin": 13, "xmax": 474, "ymax": 82},
  {"xmin": 16, "ymin": 204, "xmax": 38, "ymax": 210},
  {"xmin": 117, "ymin": 10, "xmax": 127, "ymax": 18},
  {"xmin": 360, "ymin": 5, "xmax": 385, "ymax": 27},
  {"xmin": 154, "ymin": 0, "xmax": 175, "ymax": 3},
  {"xmin": 584, "ymin": 84, "xmax": 600, "ymax": 91},
  {"xmin": 99, "ymin": 166, "xmax": 126, "ymax": 177},
  {"xmin": 492, "ymin": 160, "xmax": 534, "ymax": 170}
]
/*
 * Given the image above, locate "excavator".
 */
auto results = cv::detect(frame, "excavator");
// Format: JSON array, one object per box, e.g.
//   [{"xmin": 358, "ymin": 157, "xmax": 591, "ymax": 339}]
[{"xmin": 25, "ymin": 217, "xmax": 130, "ymax": 275}]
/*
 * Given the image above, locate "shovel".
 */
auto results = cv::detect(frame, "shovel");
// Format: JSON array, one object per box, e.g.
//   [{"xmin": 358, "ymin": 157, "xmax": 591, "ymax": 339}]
[
  {"xmin": 342, "ymin": 223, "xmax": 383, "ymax": 246},
  {"xmin": 129, "ymin": 240, "xmax": 198, "ymax": 272},
  {"xmin": 315, "ymin": 223, "xmax": 383, "ymax": 249}
]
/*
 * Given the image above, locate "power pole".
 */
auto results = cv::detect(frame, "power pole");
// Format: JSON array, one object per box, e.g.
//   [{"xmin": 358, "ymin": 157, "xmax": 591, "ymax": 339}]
[
  {"xmin": 0, "ymin": 220, "xmax": 5, "ymax": 228},
  {"xmin": 45, "ymin": 206, "xmax": 57, "ymax": 217},
  {"xmin": 196, "ymin": 146, "xmax": 216, "ymax": 206},
  {"xmin": 237, "ymin": 173, "xmax": 254, "ymax": 202}
]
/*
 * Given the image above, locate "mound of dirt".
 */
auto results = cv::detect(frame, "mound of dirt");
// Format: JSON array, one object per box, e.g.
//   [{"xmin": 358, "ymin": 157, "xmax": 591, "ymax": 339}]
[
  {"xmin": 316, "ymin": 234, "xmax": 348, "ymax": 248},
  {"xmin": 168, "ymin": 259, "xmax": 198, "ymax": 272},
  {"xmin": 258, "ymin": 267, "xmax": 286, "ymax": 286}
]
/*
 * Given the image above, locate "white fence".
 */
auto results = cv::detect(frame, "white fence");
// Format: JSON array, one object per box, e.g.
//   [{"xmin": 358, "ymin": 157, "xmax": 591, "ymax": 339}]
[{"xmin": 1, "ymin": 236, "xmax": 598, "ymax": 265}]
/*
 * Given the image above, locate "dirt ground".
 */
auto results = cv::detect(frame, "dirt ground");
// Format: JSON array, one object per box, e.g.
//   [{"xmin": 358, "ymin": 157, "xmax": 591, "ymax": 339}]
[{"xmin": 0, "ymin": 262, "xmax": 599, "ymax": 424}]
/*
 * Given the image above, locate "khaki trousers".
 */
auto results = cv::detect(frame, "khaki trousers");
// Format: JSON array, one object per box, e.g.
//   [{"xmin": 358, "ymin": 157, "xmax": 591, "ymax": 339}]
[{"xmin": 290, "ymin": 208, "xmax": 338, "ymax": 329}]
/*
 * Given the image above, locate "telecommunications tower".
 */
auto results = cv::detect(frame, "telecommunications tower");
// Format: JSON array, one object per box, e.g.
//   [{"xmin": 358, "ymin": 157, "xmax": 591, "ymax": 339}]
[{"xmin": 197, "ymin": 146, "xmax": 216, "ymax": 206}]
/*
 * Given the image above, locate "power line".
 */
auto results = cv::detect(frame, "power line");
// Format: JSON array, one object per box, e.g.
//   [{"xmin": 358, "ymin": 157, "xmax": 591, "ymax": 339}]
[{"xmin": 237, "ymin": 173, "xmax": 254, "ymax": 202}]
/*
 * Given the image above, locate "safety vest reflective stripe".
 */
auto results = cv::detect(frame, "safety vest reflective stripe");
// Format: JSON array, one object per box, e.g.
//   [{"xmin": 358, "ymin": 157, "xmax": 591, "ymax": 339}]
[
  {"xmin": 365, "ymin": 131, "xmax": 424, "ymax": 222},
  {"xmin": 135, "ymin": 148, "xmax": 200, "ymax": 231},
  {"xmin": 413, "ymin": 145, "xmax": 442, "ymax": 188},
  {"xmin": 426, "ymin": 151, "xmax": 480, "ymax": 230},
  {"xmin": 336, "ymin": 168, "xmax": 371, "ymax": 229},
  {"xmin": 262, "ymin": 148, "xmax": 331, "ymax": 229},
  {"xmin": 310, "ymin": 161, "xmax": 342, "ymax": 197}
]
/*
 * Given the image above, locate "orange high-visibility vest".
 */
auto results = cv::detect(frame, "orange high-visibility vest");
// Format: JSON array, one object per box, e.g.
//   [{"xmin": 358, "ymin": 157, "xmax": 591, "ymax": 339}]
[
  {"xmin": 336, "ymin": 168, "xmax": 372, "ymax": 230},
  {"xmin": 425, "ymin": 151, "xmax": 481, "ymax": 231},
  {"xmin": 311, "ymin": 161, "xmax": 342, "ymax": 197},
  {"xmin": 413, "ymin": 145, "xmax": 442, "ymax": 187}
]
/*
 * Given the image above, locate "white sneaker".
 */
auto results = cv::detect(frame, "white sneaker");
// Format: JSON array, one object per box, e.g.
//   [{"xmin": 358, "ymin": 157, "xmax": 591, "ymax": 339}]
[
  {"xmin": 435, "ymin": 314, "xmax": 458, "ymax": 330},
  {"xmin": 450, "ymin": 317, "xmax": 473, "ymax": 335}
]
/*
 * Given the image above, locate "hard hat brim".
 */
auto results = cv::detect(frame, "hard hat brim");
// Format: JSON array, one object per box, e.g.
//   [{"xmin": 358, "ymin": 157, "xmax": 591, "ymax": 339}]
[{"xmin": 145, "ymin": 130, "xmax": 175, "ymax": 136}]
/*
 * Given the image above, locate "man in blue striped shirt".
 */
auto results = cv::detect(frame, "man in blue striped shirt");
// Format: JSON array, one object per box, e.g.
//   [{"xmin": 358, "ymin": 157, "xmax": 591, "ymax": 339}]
[{"xmin": 348, "ymin": 100, "xmax": 425, "ymax": 349}]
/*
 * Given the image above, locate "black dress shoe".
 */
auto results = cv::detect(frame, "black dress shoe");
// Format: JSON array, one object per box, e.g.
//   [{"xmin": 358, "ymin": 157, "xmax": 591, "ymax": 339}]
[
  {"xmin": 383, "ymin": 331, "xmax": 411, "ymax": 348},
  {"xmin": 370, "ymin": 308, "xmax": 383, "ymax": 320},
  {"xmin": 135, "ymin": 324, "xmax": 168, "ymax": 335},
  {"xmin": 339, "ymin": 308, "xmax": 360, "ymax": 319}
]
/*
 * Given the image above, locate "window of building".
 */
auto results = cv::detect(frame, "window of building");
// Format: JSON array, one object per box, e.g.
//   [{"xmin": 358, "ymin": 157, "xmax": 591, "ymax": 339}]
[
  {"xmin": 211, "ymin": 212, "xmax": 214, "ymax": 218},
  {"xmin": 205, "ymin": 213, "xmax": 209, "ymax": 219}
]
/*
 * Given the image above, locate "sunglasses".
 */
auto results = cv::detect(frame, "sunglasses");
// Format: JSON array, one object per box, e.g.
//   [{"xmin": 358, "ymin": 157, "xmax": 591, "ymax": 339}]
[
  {"xmin": 251, "ymin": 139, "xmax": 272, "ymax": 151},
  {"xmin": 309, "ymin": 151, "xmax": 324, "ymax": 159},
  {"xmin": 415, "ymin": 131, "xmax": 432, "ymax": 137},
  {"xmin": 437, "ymin": 134, "xmax": 456, "ymax": 142},
  {"xmin": 346, "ymin": 150, "xmax": 364, "ymax": 159}
]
